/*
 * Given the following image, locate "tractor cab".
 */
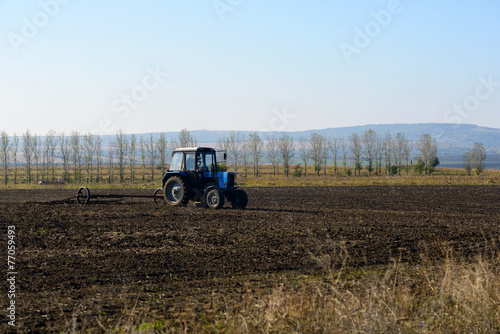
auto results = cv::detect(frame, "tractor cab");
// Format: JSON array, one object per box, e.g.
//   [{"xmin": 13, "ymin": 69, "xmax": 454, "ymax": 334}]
[
  {"xmin": 161, "ymin": 147, "xmax": 246, "ymax": 209},
  {"xmin": 168, "ymin": 147, "xmax": 216, "ymax": 172}
]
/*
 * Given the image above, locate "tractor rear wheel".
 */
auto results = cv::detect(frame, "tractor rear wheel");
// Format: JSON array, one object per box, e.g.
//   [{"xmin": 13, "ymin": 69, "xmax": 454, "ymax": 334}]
[
  {"xmin": 231, "ymin": 189, "xmax": 248, "ymax": 209},
  {"xmin": 164, "ymin": 176, "xmax": 190, "ymax": 206},
  {"xmin": 205, "ymin": 188, "xmax": 224, "ymax": 209}
]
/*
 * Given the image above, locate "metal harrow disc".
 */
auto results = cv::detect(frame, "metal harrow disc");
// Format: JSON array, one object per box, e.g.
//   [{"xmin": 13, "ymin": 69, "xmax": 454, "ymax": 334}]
[
  {"xmin": 76, "ymin": 186, "xmax": 91, "ymax": 205},
  {"xmin": 153, "ymin": 188, "xmax": 165, "ymax": 206}
]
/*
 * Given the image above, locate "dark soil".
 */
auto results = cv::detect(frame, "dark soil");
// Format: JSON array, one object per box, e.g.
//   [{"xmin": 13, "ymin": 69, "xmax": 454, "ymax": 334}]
[{"xmin": 1, "ymin": 186, "xmax": 499, "ymax": 332}]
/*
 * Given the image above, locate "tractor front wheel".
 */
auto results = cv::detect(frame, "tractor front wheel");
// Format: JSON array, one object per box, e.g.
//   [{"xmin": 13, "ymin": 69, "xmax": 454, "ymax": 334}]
[
  {"xmin": 164, "ymin": 177, "xmax": 190, "ymax": 206},
  {"xmin": 205, "ymin": 188, "xmax": 224, "ymax": 209}
]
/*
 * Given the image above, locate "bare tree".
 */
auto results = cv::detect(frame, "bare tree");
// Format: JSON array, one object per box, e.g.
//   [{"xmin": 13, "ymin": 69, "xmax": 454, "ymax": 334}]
[
  {"xmin": 169, "ymin": 136, "xmax": 179, "ymax": 152},
  {"xmin": 83, "ymin": 133, "xmax": 95, "ymax": 183},
  {"xmin": 309, "ymin": 133, "xmax": 325, "ymax": 176},
  {"xmin": 33, "ymin": 135, "xmax": 40, "ymax": 183},
  {"xmin": 402, "ymin": 136, "xmax": 412, "ymax": 175},
  {"xmin": 43, "ymin": 135, "xmax": 49, "ymax": 181},
  {"xmin": 226, "ymin": 131, "xmax": 242, "ymax": 174},
  {"xmin": 146, "ymin": 133, "xmax": 157, "ymax": 181},
  {"xmin": 1, "ymin": 131, "xmax": 10, "ymax": 185},
  {"xmin": 340, "ymin": 138, "xmax": 348, "ymax": 176},
  {"xmin": 107, "ymin": 142, "xmax": 114, "ymax": 183},
  {"xmin": 472, "ymin": 142, "xmax": 487, "ymax": 175},
  {"xmin": 248, "ymin": 132, "xmax": 263, "ymax": 177},
  {"xmin": 156, "ymin": 133, "xmax": 168, "ymax": 176},
  {"xmin": 115, "ymin": 130, "xmax": 127, "ymax": 183},
  {"xmin": 45, "ymin": 130, "xmax": 57, "ymax": 181},
  {"xmin": 39, "ymin": 136, "xmax": 46, "ymax": 182},
  {"xmin": 298, "ymin": 137, "xmax": 309, "ymax": 177},
  {"xmin": 139, "ymin": 137, "xmax": 146, "ymax": 181},
  {"xmin": 94, "ymin": 135, "xmax": 103, "ymax": 182},
  {"xmin": 58, "ymin": 132, "xmax": 70, "ymax": 182},
  {"xmin": 322, "ymin": 137, "xmax": 329, "ymax": 176},
  {"xmin": 362, "ymin": 129, "xmax": 376, "ymax": 175},
  {"xmin": 328, "ymin": 137, "xmax": 340, "ymax": 176},
  {"xmin": 216, "ymin": 135, "xmax": 226, "ymax": 152},
  {"xmin": 375, "ymin": 134, "xmax": 383, "ymax": 175},
  {"xmin": 70, "ymin": 131, "xmax": 82, "ymax": 183},
  {"xmin": 241, "ymin": 134, "xmax": 250, "ymax": 178},
  {"xmin": 179, "ymin": 129, "xmax": 197, "ymax": 147},
  {"xmin": 278, "ymin": 132, "xmax": 294, "ymax": 177},
  {"xmin": 12, "ymin": 134, "xmax": 19, "ymax": 184},
  {"xmin": 349, "ymin": 133, "xmax": 362, "ymax": 176},
  {"xmin": 416, "ymin": 133, "xmax": 438, "ymax": 175},
  {"xmin": 124, "ymin": 136, "xmax": 130, "ymax": 182},
  {"xmin": 22, "ymin": 130, "xmax": 35, "ymax": 184},
  {"xmin": 266, "ymin": 134, "xmax": 279, "ymax": 176},
  {"xmin": 383, "ymin": 132, "xmax": 392, "ymax": 175},
  {"xmin": 394, "ymin": 133, "xmax": 406, "ymax": 176},
  {"xmin": 129, "ymin": 134, "xmax": 137, "ymax": 183}
]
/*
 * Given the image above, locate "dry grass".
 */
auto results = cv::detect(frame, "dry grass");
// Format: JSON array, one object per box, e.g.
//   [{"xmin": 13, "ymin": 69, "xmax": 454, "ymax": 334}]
[
  {"xmin": 242, "ymin": 165, "xmax": 500, "ymax": 187},
  {"xmin": 66, "ymin": 241, "xmax": 500, "ymax": 333},
  {"xmin": 244, "ymin": 173, "xmax": 500, "ymax": 187},
  {"xmin": 2, "ymin": 164, "xmax": 500, "ymax": 189}
]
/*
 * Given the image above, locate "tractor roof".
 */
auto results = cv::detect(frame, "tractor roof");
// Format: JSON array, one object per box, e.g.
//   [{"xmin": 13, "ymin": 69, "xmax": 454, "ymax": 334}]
[{"xmin": 172, "ymin": 147, "xmax": 215, "ymax": 153}]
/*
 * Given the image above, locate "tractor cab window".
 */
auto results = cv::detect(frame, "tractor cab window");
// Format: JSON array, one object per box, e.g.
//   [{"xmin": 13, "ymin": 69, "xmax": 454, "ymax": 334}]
[
  {"xmin": 170, "ymin": 152, "xmax": 183, "ymax": 171},
  {"xmin": 197, "ymin": 151, "xmax": 214, "ymax": 172},
  {"xmin": 185, "ymin": 153, "xmax": 196, "ymax": 171}
]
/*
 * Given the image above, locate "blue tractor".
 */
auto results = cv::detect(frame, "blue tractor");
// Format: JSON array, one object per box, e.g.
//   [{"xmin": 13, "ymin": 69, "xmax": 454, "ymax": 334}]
[{"xmin": 161, "ymin": 147, "xmax": 248, "ymax": 209}]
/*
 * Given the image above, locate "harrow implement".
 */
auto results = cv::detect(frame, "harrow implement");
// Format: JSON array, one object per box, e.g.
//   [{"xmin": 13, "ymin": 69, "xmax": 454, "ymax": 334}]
[{"xmin": 50, "ymin": 187, "xmax": 165, "ymax": 205}]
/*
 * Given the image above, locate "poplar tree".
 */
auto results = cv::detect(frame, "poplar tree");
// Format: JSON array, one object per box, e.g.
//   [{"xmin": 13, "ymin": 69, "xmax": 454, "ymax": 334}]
[
  {"xmin": 362, "ymin": 129, "xmax": 376, "ymax": 175},
  {"xmin": 1, "ymin": 131, "xmax": 10, "ymax": 185},
  {"xmin": 248, "ymin": 132, "xmax": 263, "ymax": 177},
  {"xmin": 266, "ymin": 134, "xmax": 279, "ymax": 176},
  {"xmin": 349, "ymin": 133, "xmax": 362, "ymax": 176},
  {"xmin": 279, "ymin": 132, "xmax": 294, "ymax": 177},
  {"xmin": 22, "ymin": 130, "xmax": 35, "ymax": 184},
  {"xmin": 328, "ymin": 137, "xmax": 340, "ymax": 176},
  {"xmin": 58, "ymin": 132, "xmax": 70, "ymax": 182}
]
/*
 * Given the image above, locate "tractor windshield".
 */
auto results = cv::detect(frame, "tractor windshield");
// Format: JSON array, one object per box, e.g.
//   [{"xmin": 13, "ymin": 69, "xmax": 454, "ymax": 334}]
[{"xmin": 170, "ymin": 152, "xmax": 183, "ymax": 171}]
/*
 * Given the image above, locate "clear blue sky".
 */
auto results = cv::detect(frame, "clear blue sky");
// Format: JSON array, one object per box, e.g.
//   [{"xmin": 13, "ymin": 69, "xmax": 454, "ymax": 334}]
[{"xmin": 1, "ymin": 0, "xmax": 499, "ymax": 135}]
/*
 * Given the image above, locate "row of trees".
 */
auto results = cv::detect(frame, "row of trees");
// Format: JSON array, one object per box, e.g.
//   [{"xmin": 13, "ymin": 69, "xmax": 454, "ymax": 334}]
[
  {"xmin": 0, "ymin": 128, "xmax": 488, "ymax": 185},
  {"xmin": 0, "ymin": 129, "xmax": 196, "ymax": 185},
  {"xmin": 217, "ymin": 130, "xmax": 439, "ymax": 177}
]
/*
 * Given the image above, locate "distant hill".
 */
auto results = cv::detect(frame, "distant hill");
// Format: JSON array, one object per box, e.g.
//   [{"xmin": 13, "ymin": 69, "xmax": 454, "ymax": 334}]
[
  {"xmin": 287, "ymin": 123, "xmax": 500, "ymax": 153},
  {"xmin": 14, "ymin": 123, "xmax": 499, "ymax": 153}
]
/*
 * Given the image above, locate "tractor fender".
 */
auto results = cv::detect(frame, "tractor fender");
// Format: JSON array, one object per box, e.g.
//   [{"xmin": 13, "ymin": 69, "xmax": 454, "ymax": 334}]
[
  {"xmin": 203, "ymin": 183, "xmax": 218, "ymax": 194},
  {"xmin": 202, "ymin": 182, "xmax": 221, "ymax": 199},
  {"xmin": 162, "ymin": 172, "xmax": 187, "ymax": 187}
]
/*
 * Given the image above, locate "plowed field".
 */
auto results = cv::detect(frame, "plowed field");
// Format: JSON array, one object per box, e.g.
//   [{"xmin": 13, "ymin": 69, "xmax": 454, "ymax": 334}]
[{"xmin": 1, "ymin": 186, "xmax": 499, "ymax": 332}]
